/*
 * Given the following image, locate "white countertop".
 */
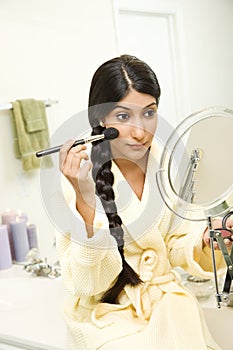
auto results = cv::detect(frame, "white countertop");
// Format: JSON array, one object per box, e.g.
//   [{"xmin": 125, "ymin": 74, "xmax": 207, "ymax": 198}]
[
  {"xmin": 0, "ymin": 265, "xmax": 67, "ymax": 350},
  {"xmin": 198, "ymin": 293, "xmax": 233, "ymax": 350},
  {"xmin": 0, "ymin": 265, "xmax": 232, "ymax": 350}
]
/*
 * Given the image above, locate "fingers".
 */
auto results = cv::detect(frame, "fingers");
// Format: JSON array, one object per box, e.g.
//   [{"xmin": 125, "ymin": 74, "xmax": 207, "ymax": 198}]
[
  {"xmin": 204, "ymin": 231, "xmax": 233, "ymax": 251},
  {"xmin": 79, "ymin": 160, "xmax": 92, "ymax": 179},
  {"xmin": 59, "ymin": 139, "xmax": 75, "ymax": 170},
  {"xmin": 224, "ymin": 238, "xmax": 232, "ymax": 249},
  {"xmin": 225, "ymin": 217, "xmax": 233, "ymax": 230},
  {"xmin": 203, "ymin": 236, "xmax": 221, "ymax": 250},
  {"xmin": 59, "ymin": 140, "xmax": 88, "ymax": 172},
  {"xmin": 213, "ymin": 241, "xmax": 220, "ymax": 250},
  {"xmin": 206, "ymin": 216, "xmax": 233, "ymax": 250},
  {"xmin": 78, "ymin": 161, "xmax": 94, "ymax": 197},
  {"xmin": 65, "ymin": 148, "xmax": 88, "ymax": 175}
]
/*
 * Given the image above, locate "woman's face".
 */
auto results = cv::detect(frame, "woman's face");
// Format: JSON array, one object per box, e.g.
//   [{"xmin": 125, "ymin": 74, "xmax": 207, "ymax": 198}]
[{"xmin": 103, "ymin": 89, "xmax": 158, "ymax": 162}]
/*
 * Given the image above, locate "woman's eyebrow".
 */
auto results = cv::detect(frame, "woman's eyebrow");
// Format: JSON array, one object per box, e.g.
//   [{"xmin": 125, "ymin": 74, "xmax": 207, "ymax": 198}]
[
  {"xmin": 143, "ymin": 102, "xmax": 157, "ymax": 109},
  {"xmin": 112, "ymin": 105, "xmax": 131, "ymax": 111},
  {"xmin": 112, "ymin": 102, "xmax": 157, "ymax": 111}
]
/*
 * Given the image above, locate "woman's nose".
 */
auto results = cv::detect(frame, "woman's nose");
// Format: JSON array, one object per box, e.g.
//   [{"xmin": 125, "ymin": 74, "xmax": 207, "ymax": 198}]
[{"xmin": 131, "ymin": 123, "xmax": 145, "ymax": 140}]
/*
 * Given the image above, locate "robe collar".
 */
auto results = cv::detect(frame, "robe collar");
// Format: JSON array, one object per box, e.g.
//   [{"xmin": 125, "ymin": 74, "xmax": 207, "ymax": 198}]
[{"xmin": 111, "ymin": 140, "xmax": 165, "ymax": 244}]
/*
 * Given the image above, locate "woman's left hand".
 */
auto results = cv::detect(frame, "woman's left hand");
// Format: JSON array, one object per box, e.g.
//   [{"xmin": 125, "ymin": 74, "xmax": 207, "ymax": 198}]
[{"xmin": 202, "ymin": 217, "xmax": 233, "ymax": 250}]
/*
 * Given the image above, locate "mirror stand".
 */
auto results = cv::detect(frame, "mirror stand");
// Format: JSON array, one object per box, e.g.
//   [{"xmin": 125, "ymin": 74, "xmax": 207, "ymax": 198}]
[{"xmin": 207, "ymin": 215, "xmax": 233, "ymax": 308}]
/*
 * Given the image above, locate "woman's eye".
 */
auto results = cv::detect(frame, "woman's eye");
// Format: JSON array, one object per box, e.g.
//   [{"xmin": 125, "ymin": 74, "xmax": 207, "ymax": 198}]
[
  {"xmin": 144, "ymin": 109, "xmax": 157, "ymax": 118},
  {"xmin": 116, "ymin": 113, "xmax": 130, "ymax": 121}
]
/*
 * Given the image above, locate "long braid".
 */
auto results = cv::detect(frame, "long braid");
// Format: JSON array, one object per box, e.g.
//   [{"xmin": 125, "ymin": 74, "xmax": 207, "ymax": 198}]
[
  {"xmin": 88, "ymin": 55, "xmax": 161, "ymax": 303},
  {"xmin": 91, "ymin": 125, "xmax": 142, "ymax": 304}
]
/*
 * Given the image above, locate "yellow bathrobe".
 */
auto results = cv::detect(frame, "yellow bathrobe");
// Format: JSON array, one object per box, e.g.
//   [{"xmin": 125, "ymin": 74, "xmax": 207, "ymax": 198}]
[{"xmin": 56, "ymin": 142, "xmax": 225, "ymax": 350}]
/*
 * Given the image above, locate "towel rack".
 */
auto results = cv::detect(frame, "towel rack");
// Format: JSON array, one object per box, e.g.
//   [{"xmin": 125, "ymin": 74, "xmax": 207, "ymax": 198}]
[{"xmin": 0, "ymin": 98, "xmax": 59, "ymax": 111}]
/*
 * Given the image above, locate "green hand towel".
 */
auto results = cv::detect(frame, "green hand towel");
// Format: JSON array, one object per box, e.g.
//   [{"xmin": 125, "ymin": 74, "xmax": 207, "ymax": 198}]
[
  {"xmin": 20, "ymin": 98, "xmax": 46, "ymax": 133},
  {"xmin": 11, "ymin": 98, "xmax": 53, "ymax": 171}
]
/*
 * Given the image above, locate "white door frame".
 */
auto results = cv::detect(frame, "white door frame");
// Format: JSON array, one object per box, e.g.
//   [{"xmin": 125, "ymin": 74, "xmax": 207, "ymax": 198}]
[{"xmin": 112, "ymin": 0, "xmax": 190, "ymax": 125}]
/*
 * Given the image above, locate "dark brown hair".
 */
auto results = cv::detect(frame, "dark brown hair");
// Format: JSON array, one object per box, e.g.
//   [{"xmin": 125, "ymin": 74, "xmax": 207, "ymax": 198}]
[{"xmin": 88, "ymin": 55, "xmax": 161, "ymax": 303}]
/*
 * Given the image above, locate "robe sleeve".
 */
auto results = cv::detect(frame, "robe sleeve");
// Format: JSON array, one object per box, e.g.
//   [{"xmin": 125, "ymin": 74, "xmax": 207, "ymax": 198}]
[
  {"xmin": 56, "ymin": 177, "xmax": 122, "ymax": 297},
  {"xmin": 160, "ymin": 210, "xmax": 226, "ymax": 279},
  {"xmin": 56, "ymin": 227, "xmax": 122, "ymax": 297}
]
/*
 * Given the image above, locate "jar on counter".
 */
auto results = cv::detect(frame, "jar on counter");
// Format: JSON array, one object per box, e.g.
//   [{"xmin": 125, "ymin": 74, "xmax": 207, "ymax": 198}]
[{"xmin": 183, "ymin": 275, "xmax": 215, "ymax": 301}]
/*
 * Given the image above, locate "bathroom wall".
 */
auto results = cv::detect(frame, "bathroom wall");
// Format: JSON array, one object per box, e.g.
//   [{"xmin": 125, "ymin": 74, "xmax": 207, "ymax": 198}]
[
  {"xmin": 0, "ymin": 0, "xmax": 232, "ymax": 260},
  {"xmin": 0, "ymin": 0, "xmax": 118, "ymax": 259},
  {"xmin": 180, "ymin": 0, "xmax": 233, "ymax": 111}
]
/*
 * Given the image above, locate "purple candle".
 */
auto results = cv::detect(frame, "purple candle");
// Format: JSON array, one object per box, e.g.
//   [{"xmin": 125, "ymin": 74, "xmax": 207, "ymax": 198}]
[
  {"xmin": 0, "ymin": 225, "xmax": 12, "ymax": 269},
  {"xmin": 10, "ymin": 220, "xmax": 30, "ymax": 262},
  {"xmin": 1, "ymin": 209, "xmax": 18, "ymax": 260},
  {"xmin": 1, "ymin": 209, "xmax": 18, "ymax": 225},
  {"xmin": 27, "ymin": 224, "xmax": 38, "ymax": 249}
]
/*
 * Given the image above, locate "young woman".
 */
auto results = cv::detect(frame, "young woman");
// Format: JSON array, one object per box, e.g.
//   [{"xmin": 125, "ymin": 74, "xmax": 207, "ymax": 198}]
[{"xmin": 57, "ymin": 55, "xmax": 231, "ymax": 350}]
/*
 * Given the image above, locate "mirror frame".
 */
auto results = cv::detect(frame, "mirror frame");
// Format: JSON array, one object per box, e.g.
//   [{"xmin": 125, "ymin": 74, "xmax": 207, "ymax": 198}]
[{"xmin": 156, "ymin": 106, "xmax": 233, "ymax": 221}]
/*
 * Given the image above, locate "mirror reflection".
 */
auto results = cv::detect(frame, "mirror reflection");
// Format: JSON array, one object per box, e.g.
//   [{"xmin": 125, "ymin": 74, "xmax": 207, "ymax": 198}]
[{"xmin": 170, "ymin": 111, "xmax": 233, "ymax": 205}]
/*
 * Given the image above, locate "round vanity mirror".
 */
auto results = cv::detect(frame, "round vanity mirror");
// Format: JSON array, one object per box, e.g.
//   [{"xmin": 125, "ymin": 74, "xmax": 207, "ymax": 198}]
[{"xmin": 156, "ymin": 106, "xmax": 233, "ymax": 221}]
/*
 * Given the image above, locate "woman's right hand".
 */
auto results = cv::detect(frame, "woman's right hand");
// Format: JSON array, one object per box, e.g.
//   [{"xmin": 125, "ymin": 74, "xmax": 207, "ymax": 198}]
[{"xmin": 59, "ymin": 140, "xmax": 96, "ymax": 235}]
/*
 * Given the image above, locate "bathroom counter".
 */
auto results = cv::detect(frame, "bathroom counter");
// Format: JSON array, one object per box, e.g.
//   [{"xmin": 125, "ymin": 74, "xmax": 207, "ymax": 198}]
[
  {"xmin": 0, "ymin": 265, "xmax": 232, "ymax": 350},
  {"xmin": 0, "ymin": 264, "xmax": 67, "ymax": 350},
  {"xmin": 199, "ymin": 294, "xmax": 233, "ymax": 350}
]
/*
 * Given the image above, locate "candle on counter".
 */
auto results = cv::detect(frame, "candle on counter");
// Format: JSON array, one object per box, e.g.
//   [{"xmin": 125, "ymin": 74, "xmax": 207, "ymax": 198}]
[
  {"xmin": 1, "ymin": 209, "xmax": 18, "ymax": 225},
  {"xmin": 0, "ymin": 224, "xmax": 12, "ymax": 269},
  {"xmin": 17, "ymin": 210, "xmax": 28, "ymax": 223},
  {"xmin": 1, "ymin": 209, "xmax": 18, "ymax": 260},
  {"xmin": 10, "ymin": 219, "xmax": 30, "ymax": 262},
  {"xmin": 27, "ymin": 223, "xmax": 38, "ymax": 249}
]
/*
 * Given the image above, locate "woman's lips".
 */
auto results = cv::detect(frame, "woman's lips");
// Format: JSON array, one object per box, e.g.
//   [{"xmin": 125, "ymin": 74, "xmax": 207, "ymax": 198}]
[{"xmin": 127, "ymin": 142, "xmax": 146, "ymax": 150}]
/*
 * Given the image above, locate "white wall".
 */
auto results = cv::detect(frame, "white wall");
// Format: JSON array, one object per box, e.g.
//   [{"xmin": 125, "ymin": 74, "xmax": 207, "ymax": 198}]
[
  {"xmin": 0, "ymin": 0, "xmax": 232, "ymax": 259},
  {"xmin": 179, "ymin": 0, "xmax": 233, "ymax": 111},
  {"xmin": 0, "ymin": 0, "xmax": 118, "ymax": 259}
]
